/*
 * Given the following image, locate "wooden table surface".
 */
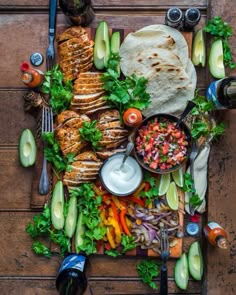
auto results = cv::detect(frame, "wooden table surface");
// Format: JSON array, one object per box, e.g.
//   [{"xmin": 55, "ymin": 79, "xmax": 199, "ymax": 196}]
[{"xmin": 0, "ymin": 0, "xmax": 235, "ymax": 294}]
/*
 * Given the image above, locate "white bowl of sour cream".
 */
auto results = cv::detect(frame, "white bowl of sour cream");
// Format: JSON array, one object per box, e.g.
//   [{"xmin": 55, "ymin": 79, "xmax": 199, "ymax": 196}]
[{"xmin": 99, "ymin": 153, "xmax": 143, "ymax": 196}]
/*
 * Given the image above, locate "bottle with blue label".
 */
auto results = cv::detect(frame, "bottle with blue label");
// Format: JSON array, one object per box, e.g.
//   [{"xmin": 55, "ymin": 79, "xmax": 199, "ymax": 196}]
[
  {"xmin": 207, "ymin": 76, "xmax": 236, "ymax": 109},
  {"xmin": 56, "ymin": 254, "xmax": 87, "ymax": 295}
]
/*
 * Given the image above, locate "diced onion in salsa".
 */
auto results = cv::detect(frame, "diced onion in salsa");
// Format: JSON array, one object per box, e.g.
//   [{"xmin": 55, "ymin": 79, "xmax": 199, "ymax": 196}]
[{"xmin": 135, "ymin": 117, "xmax": 189, "ymax": 170}]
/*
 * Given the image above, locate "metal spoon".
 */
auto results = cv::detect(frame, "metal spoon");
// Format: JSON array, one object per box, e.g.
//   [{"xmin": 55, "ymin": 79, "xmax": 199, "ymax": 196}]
[
  {"xmin": 175, "ymin": 100, "xmax": 196, "ymax": 129},
  {"xmin": 119, "ymin": 142, "xmax": 134, "ymax": 170}
]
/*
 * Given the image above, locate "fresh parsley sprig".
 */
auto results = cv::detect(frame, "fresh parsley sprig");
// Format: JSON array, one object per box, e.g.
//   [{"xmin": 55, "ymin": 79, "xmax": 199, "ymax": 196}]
[
  {"xmin": 105, "ymin": 234, "xmax": 137, "ymax": 257},
  {"xmin": 137, "ymin": 260, "xmax": 160, "ymax": 289},
  {"xmin": 42, "ymin": 64, "xmax": 73, "ymax": 114},
  {"xmin": 79, "ymin": 120, "xmax": 102, "ymax": 150},
  {"xmin": 101, "ymin": 53, "xmax": 151, "ymax": 115},
  {"xmin": 204, "ymin": 16, "xmax": 236, "ymax": 69},
  {"xmin": 183, "ymin": 173, "xmax": 203, "ymax": 207}
]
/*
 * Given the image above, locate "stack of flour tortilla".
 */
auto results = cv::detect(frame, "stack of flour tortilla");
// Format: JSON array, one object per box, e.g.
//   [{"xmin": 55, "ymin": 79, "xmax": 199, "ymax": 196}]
[{"xmin": 120, "ymin": 24, "xmax": 197, "ymax": 116}]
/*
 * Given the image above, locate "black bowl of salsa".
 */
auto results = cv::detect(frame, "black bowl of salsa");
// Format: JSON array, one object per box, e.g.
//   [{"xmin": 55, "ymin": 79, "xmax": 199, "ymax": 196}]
[{"xmin": 131, "ymin": 113, "xmax": 193, "ymax": 174}]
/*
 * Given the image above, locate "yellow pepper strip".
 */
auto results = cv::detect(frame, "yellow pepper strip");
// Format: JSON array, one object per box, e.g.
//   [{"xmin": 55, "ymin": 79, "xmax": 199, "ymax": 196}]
[
  {"xmin": 111, "ymin": 195, "xmax": 126, "ymax": 210},
  {"xmin": 133, "ymin": 182, "xmax": 146, "ymax": 197},
  {"xmin": 107, "ymin": 217, "xmax": 122, "ymax": 244},
  {"xmin": 92, "ymin": 184, "xmax": 105, "ymax": 196},
  {"xmin": 136, "ymin": 218, "xmax": 142, "ymax": 226},
  {"xmin": 147, "ymin": 202, "xmax": 153, "ymax": 209},
  {"xmin": 125, "ymin": 216, "xmax": 132, "ymax": 229},
  {"xmin": 106, "ymin": 227, "xmax": 116, "ymax": 249}
]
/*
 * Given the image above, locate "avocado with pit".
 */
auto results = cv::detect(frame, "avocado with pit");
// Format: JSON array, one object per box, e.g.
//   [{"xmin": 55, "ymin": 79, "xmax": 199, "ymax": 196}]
[
  {"xmin": 19, "ymin": 129, "xmax": 37, "ymax": 167},
  {"xmin": 174, "ymin": 253, "xmax": 189, "ymax": 290},
  {"xmin": 94, "ymin": 21, "xmax": 110, "ymax": 70},
  {"xmin": 192, "ymin": 29, "xmax": 206, "ymax": 67},
  {"xmin": 64, "ymin": 196, "xmax": 78, "ymax": 238},
  {"xmin": 75, "ymin": 212, "xmax": 85, "ymax": 253},
  {"xmin": 209, "ymin": 39, "xmax": 225, "ymax": 78},
  {"xmin": 188, "ymin": 241, "xmax": 204, "ymax": 280},
  {"xmin": 51, "ymin": 181, "xmax": 65, "ymax": 230}
]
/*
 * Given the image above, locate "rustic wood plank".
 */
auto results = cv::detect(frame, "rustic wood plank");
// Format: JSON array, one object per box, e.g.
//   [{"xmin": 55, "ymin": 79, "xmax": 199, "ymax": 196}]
[
  {"xmin": 0, "ymin": 0, "xmax": 207, "ymax": 9},
  {"xmin": 0, "ymin": 150, "xmax": 35, "ymax": 209},
  {"xmin": 207, "ymin": 111, "xmax": 236, "ymax": 295},
  {"xmin": 0, "ymin": 90, "xmax": 36, "ymax": 145},
  {"xmin": 0, "ymin": 278, "xmax": 201, "ymax": 295}
]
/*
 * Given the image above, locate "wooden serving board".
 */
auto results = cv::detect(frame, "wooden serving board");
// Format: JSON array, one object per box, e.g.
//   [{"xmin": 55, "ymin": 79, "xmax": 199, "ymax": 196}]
[{"xmin": 31, "ymin": 26, "xmax": 192, "ymax": 258}]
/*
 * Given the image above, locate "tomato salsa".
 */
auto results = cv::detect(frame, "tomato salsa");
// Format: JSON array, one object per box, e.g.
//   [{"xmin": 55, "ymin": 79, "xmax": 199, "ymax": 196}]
[{"xmin": 135, "ymin": 117, "xmax": 189, "ymax": 170}]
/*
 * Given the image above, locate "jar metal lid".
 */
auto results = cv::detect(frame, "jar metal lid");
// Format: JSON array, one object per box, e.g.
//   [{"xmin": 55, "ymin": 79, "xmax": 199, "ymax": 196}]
[
  {"xmin": 30, "ymin": 52, "xmax": 44, "ymax": 67},
  {"xmin": 186, "ymin": 222, "xmax": 200, "ymax": 236}
]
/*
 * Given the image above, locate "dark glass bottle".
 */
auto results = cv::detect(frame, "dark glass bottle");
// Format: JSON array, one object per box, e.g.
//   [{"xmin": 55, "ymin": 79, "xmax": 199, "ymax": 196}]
[
  {"xmin": 207, "ymin": 76, "xmax": 236, "ymax": 109},
  {"xmin": 59, "ymin": 0, "xmax": 95, "ymax": 26},
  {"xmin": 56, "ymin": 254, "xmax": 87, "ymax": 295}
]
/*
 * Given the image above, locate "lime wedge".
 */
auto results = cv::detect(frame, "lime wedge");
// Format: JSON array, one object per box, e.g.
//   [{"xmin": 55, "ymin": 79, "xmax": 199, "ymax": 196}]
[
  {"xmin": 172, "ymin": 167, "xmax": 184, "ymax": 188},
  {"xmin": 158, "ymin": 173, "xmax": 171, "ymax": 196},
  {"xmin": 166, "ymin": 182, "xmax": 179, "ymax": 210}
]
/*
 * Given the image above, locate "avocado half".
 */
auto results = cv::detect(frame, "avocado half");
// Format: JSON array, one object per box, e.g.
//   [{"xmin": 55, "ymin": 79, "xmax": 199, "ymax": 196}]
[
  {"xmin": 51, "ymin": 181, "xmax": 65, "ymax": 230},
  {"xmin": 94, "ymin": 21, "xmax": 110, "ymax": 70},
  {"xmin": 209, "ymin": 39, "xmax": 225, "ymax": 78},
  {"xmin": 19, "ymin": 128, "xmax": 37, "ymax": 167},
  {"xmin": 192, "ymin": 29, "xmax": 206, "ymax": 67},
  {"xmin": 188, "ymin": 241, "xmax": 204, "ymax": 280},
  {"xmin": 174, "ymin": 253, "xmax": 189, "ymax": 290}
]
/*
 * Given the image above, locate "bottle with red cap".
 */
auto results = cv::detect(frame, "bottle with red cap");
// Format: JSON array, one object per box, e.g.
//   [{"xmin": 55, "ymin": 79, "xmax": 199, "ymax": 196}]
[
  {"xmin": 20, "ymin": 62, "xmax": 44, "ymax": 89},
  {"xmin": 203, "ymin": 221, "xmax": 228, "ymax": 249}
]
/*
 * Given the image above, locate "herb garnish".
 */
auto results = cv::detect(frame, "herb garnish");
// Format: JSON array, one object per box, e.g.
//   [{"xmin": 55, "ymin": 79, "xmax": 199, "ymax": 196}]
[
  {"xmin": 204, "ymin": 16, "xmax": 236, "ymax": 69},
  {"xmin": 105, "ymin": 234, "xmax": 136, "ymax": 257},
  {"xmin": 137, "ymin": 260, "xmax": 160, "ymax": 289},
  {"xmin": 32, "ymin": 241, "xmax": 52, "ymax": 258},
  {"xmin": 190, "ymin": 91, "xmax": 225, "ymax": 141},
  {"xmin": 183, "ymin": 173, "xmax": 203, "ymax": 207},
  {"xmin": 42, "ymin": 132, "xmax": 75, "ymax": 175},
  {"xmin": 42, "ymin": 64, "xmax": 73, "ymax": 114},
  {"xmin": 141, "ymin": 172, "xmax": 159, "ymax": 205},
  {"xmin": 101, "ymin": 53, "xmax": 151, "ymax": 115},
  {"xmin": 79, "ymin": 120, "xmax": 102, "ymax": 150},
  {"xmin": 69, "ymin": 183, "xmax": 106, "ymax": 255}
]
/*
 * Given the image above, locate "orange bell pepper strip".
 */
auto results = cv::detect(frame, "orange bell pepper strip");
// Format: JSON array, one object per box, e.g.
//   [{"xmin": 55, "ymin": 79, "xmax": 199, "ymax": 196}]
[
  {"xmin": 106, "ymin": 227, "xmax": 116, "ymax": 249},
  {"xmin": 120, "ymin": 209, "xmax": 131, "ymax": 236},
  {"xmin": 133, "ymin": 182, "xmax": 146, "ymax": 197},
  {"xmin": 125, "ymin": 216, "xmax": 132, "ymax": 229},
  {"xmin": 111, "ymin": 195, "xmax": 126, "ymax": 210},
  {"xmin": 110, "ymin": 201, "xmax": 119, "ymax": 222}
]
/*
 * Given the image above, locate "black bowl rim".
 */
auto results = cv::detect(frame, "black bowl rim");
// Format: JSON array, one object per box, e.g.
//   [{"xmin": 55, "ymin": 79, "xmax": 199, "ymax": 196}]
[
  {"xmin": 132, "ymin": 113, "xmax": 193, "ymax": 174},
  {"xmin": 99, "ymin": 153, "xmax": 144, "ymax": 197}
]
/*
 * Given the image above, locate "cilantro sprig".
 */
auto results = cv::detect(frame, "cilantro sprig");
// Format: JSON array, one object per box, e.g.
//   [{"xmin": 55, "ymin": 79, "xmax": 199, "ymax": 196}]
[
  {"xmin": 141, "ymin": 172, "xmax": 159, "ymax": 205},
  {"xmin": 69, "ymin": 183, "xmax": 106, "ymax": 255},
  {"xmin": 79, "ymin": 120, "xmax": 102, "ymax": 150},
  {"xmin": 204, "ymin": 16, "xmax": 236, "ymax": 69},
  {"xmin": 105, "ymin": 234, "xmax": 136, "ymax": 257},
  {"xmin": 42, "ymin": 64, "xmax": 73, "ymax": 114},
  {"xmin": 189, "ymin": 91, "xmax": 225, "ymax": 141},
  {"xmin": 183, "ymin": 173, "xmax": 203, "ymax": 207},
  {"xmin": 42, "ymin": 132, "xmax": 75, "ymax": 175},
  {"xmin": 101, "ymin": 53, "xmax": 151, "ymax": 115},
  {"xmin": 137, "ymin": 260, "xmax": 160, "ymax": 289}
]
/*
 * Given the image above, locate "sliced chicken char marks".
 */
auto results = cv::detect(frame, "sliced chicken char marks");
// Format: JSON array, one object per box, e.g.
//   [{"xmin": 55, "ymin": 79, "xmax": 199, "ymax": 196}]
[
  {"xmin": 55, "ymin": 110, "xmax": 90, "ymax": 156},
  {"xmin": 57, "ymin": 26, "xmax": 94, "ymax": 80},
  {"xmin": 63, "ymin": 151, "xmax": 103, "ymax": 187},
  {"xmin": 70, "ymin": 72, "xmax": 111, "ymax": 115}
]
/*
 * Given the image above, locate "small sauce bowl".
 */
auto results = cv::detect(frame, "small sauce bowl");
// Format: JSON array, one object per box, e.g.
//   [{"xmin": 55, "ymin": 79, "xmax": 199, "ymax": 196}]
[{"xmin": 99, "ymin": 153, "xmax": 143, "ymax": 197}]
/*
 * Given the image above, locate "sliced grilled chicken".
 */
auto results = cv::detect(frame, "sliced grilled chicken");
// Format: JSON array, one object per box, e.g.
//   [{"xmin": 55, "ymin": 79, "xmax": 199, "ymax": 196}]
[
  {"xmin": 96, "ymin": 120, "xmax": 124, "ymax": 130},
  {"xmin": 58, "ymin": 36, "xmax": 90, "ymax": 51},
  {"xmin": 56, "ymin": 110, "xmax": 90, "ymax": 126},
  {"xmin": 98, "ymin": 110, "xmax": 121, "ymax": 123},
  {"xmin": 59, "ymin": 42, "xmax": 94, "ymax": 59},
  {"xmin": 62, "ymin": 141, "xmax": 88, "ymax": 156},
  {"xmin": 63, "ymin": 151, "xmax": 103, "ymax": 187},
  {"xmin": 56, "ymin": 26, "xmax": 87, "ymax": 43},
  {"xmin": 64, "ymin": 63, "xmax": 94, "ymax": 81},
  {"xmin": 71, "ymin": 96, "xmax": 105, "ymax": 107},
  {"xmin": 71, "ymin": 100, "xmax": 107, "ymax": 112},
  {"xmin": 73, "ymin": 91, "xmax": 105, "ymax": 103},
  {"xmin": 85, "ymin": 105, "xmax": 112, "ymax": 114},
  {"xmin": 59, "ymin": 47, "xmax": 94, "ymax": 66},
  {"xmin": 96, "ymin": 148, "xmax": 126, "ymax": 160}
]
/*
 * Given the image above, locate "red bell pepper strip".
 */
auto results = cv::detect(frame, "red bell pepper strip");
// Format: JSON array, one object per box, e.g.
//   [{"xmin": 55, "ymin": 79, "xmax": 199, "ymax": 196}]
[
  {"xmin": 144, "ymin": 182, "xmax": 150, "ymax": 192},
  {"xmin": 120, "ymin": 209, "xmax": 131, "ymax": 236},
  {"xmin": 126, "ymin": 196, "xmax": 145, "ymax": 207},
  {"xmin": 110, "ymin": 201, "xmax": 119, "ymax": 222}
]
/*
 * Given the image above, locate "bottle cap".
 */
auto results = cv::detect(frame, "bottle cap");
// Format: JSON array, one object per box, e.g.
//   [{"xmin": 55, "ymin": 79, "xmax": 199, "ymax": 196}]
[
  {"xmin": 186, "ymin": 222, "xmax": 200, "ymax": 236},
  {"xmin": 30, "ymin": 52, "xmax": 44, "ymax": 67},
  {"xmin": 185, "ymin": 8, "xmax": 201, "ymax": 24},
  {"xmin": 21, "ymin": 61, "xmax": 30, "ymax": 72},
  {"xmin": 167, "ymin": 7, "xmax": 183, "ymax": 23}
]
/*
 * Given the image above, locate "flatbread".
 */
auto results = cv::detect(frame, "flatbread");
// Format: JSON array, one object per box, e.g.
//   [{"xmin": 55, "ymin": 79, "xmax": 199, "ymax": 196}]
[{"xmin": 120, "ymin": 24, "xmax": 197, "ymax": 116}]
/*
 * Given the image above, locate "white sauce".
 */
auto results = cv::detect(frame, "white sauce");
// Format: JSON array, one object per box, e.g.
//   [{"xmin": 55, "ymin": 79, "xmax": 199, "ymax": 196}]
[{"xmin": 100, "ymin": 154, "xmax": 143, "ymax": 195}]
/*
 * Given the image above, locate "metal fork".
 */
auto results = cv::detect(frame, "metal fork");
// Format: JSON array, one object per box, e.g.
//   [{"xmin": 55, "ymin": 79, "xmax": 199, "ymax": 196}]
[
  {"xmin": 160, "ymin": 226, "xmax": 170, "ymax": 295},
  {"xmin": 46, "ymin": 0, "xmax": 57, "ymax": 70},
  {"xmin": 39, "ymin": 107, "xmax": 54, "ymax": 195}
]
